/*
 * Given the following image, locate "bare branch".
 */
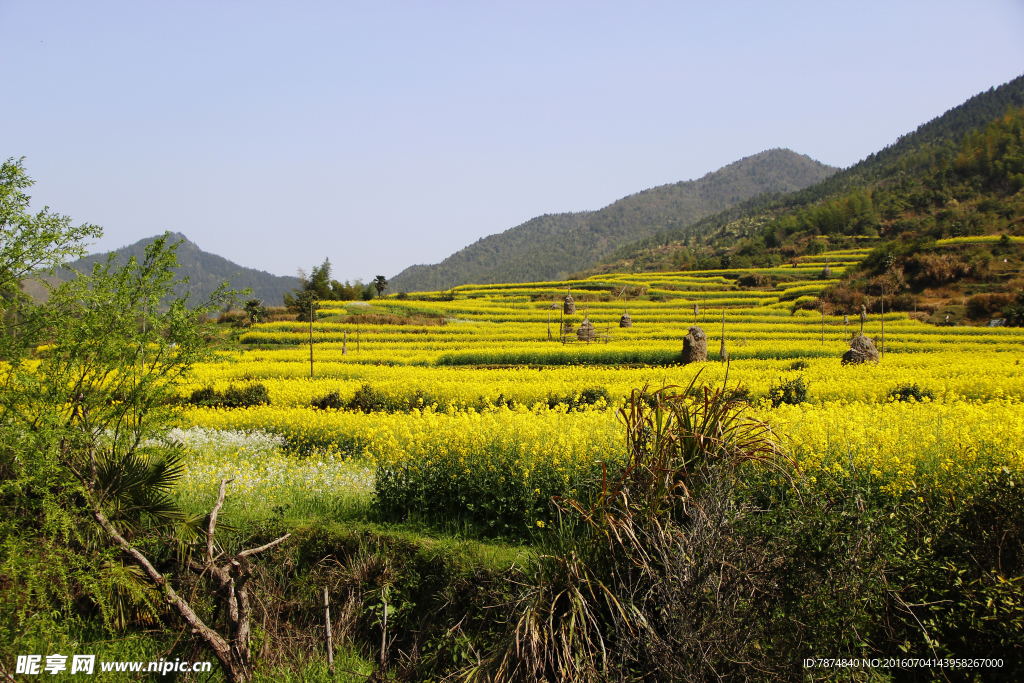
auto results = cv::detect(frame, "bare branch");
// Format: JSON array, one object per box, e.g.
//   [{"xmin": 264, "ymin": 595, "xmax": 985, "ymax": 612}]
[
  {"xmin": 238, "ymin": 534, "xmax": 291, "ymax": 559},
  {"xmin": 207, "ymin": 478, "xmax": 233, "ymax": 564}
]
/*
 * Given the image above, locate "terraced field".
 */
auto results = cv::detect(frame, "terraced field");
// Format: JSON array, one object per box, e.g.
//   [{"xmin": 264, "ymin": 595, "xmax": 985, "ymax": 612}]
[{"xmin": 173, "ymin": 244, "xmax": 1024, "ymax": 532}]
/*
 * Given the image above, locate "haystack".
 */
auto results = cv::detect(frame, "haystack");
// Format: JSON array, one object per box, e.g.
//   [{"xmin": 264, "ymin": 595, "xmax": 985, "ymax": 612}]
[
  {"xmin": 681, "ymin": 325, "xmax": 707, "ymax": 364},
  {"xmin": 577, "ymin": 316, "xmax": 597, "ymax": 342},
  {"xmin": 822, "ymin": 265, "xmax": 833, "ymax": 278},
  {"xmin": 619, "ymin": 309, "xmax": 632, "ymax": 328},
  {"xmin": 719, "ymin": 338, "xmax": 729, "ymax": 363},
  {"xmin": 841, "ymin": 334, "xmax": 879, "ymax": 365},
  {"xmin": 564, "ymin": 291, "xmax": 576, "ymax": 315},
  {"xmin": 550, "ymin": 299, "xmax": 560, "ymax": 310}
]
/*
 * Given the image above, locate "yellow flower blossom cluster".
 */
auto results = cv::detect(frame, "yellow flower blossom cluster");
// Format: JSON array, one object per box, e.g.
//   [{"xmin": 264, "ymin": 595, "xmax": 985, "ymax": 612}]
[
  {"xmin": 179, "ymin": 352, "xmax": 1024, "ymax": 409},
  {"xmin": 760, "ymin": 398, "xmax": 1024, "ymax": 495}
]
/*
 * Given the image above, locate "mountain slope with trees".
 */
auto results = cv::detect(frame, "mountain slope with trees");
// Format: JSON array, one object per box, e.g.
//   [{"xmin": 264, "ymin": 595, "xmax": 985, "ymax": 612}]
[
  {"xmin": 602, "ymin": 74, "xmax": 1024, "ymax": 268},
  {"xmin": 389, "ymin": 149, "xmax": 837, "ymax": 291},
  {"xmin": 588, "ymin": 74, "xmax": 1024, "ymax": 324},
  {"xmin": 40, "ymin": 232, "xmax": 300, "ymax": 307}
]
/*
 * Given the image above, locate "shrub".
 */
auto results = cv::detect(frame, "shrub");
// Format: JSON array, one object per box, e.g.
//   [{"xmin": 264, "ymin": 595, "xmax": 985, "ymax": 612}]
[
  {"xmin": 188, "ymin": 384, "xmax": 271, "ymax": 408},
  {"xmin": 1004, "ymin": 297, "xmax": 1024, "ymax": 326},
  {"xmin": 217, "ymin": 310, "xmax": 248, "ymax": 325},
  {"xmin": 310, "ymin": 390, "xmax": 344, "ymax": 410},
  {"xmin": 578, "ymin": 386, "xmax": 610, "ymax": 407},
  {"xmin": 188, "ymin": 386, "xmax": 220, "ymax": 406},
  {"xmin": 471, "ymin": 380, "xmax": 782, "ymax": 681},
  {"xmin": 967, "ymin": 292, "xmax": 1016, "ymax": 318},
  {"xmin": 547, "ymin": 386, "xmax": 611, "ymax": 411},
  {"xmin": 221, "ymin": 383, "xmax": 271, "ymax": 407},
  {"xmin": 768, "ymin": 376, "xmax": 809, "ymax": 407},
  {"xmin": 737, "ymin": 273, "xmax": 772, "ymax": 288},
  {"xmin": 887, "ymin": 383, "xmax": 934, "ymax": 403},
  {"xmin": 348, "ymin": 383, "xmax": 390, "ymax": 413}
]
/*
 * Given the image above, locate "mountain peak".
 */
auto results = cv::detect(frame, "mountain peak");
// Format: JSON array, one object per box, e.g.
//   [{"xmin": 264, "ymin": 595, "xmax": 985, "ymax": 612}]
[
  {"xmin": 389, "ymin": 149, "xmax": 837, "ymax": 292},
  {"xmin": 53, "ymin": 234, "xmax": 299, "ymax": 306}
]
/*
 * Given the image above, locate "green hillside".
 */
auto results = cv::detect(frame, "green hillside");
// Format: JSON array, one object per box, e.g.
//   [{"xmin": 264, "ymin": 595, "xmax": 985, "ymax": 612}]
[
  {"xmin": 588, "ymin": 74, "xmax": 1024, "ymax": 323},
  {"xmin": 46, "ymin": 233, "xmax": 300, "ymax": 306},
  {"xmin": 389, "ymin": 149, "xmax": 836, "ymax": 291},
  {"xmin": 603, "ymin": 74, "xmax": 1024, "ymax": 268}
]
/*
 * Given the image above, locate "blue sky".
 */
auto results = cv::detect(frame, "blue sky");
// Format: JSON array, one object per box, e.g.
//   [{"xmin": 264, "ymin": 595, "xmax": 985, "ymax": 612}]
[{"xmin": 3, "ymin": 1, "xmax": 1023, "ymax": 280}]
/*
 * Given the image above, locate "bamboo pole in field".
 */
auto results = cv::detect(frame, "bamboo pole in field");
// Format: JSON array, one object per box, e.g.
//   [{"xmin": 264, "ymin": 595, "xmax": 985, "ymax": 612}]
[
  {"xmin": 324, "ymin": 587, "xmax": 334, "ymax": 676},
  {"xmin": 880, "ymin": 284, "xmax": 885, "ymax": 359},
  {"xmin": 309, "ymin": 301, "xmax": 314, "ymax": 379},
  {"xmin": 343, "ymin": 330, "xmax": 347, "ymax": 355},
  {"xmin": 720, "ymin": 308, "xmax": 728, "ymax": 363},
  {"xmin": 821, "ymin": 302, "xmax": 825, "ymax": 345}
]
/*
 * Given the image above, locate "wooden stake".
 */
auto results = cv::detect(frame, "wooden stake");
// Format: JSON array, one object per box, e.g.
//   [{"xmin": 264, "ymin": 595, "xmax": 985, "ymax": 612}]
[
  {"xmin": 880, "ymin": 285, "xmax": 885, "ymax": 359},
  {"xmin": 309, "ymin": 302, "xmax": 314, "ymax": 379},
  {"xmin": 720, "ymin": 308, "xmax": 727, "ymax": 363},
  {"xmin": 343, "ymin": 330, "xmax": 347, "ymax": 355},
  {"xmin": 324, "ymin": 587, "xmax": 334, "ymax": 676},
  {"xmin": 821, "ymin": 303, "xmax": 825, "ymax": 345}
]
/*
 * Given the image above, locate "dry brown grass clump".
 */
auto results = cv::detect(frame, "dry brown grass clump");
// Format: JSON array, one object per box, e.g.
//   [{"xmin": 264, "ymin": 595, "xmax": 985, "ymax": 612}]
[
  {"xmin": 343, "ymin": 313, "xmax": 446, "ymax": 326},
  {"xmin": 841, "ymin": 334, "xmax": 879, "ymax": 365},
  {"xmin": 576, "ymin": 316, "xmax": 597, "ymax": 342},
  {"xmin": 563, "ymin": 291, "xmax": 576, "ymax": 315},
  {"xmin": 619, "ymin": 310, "xmax": 632, "ymax": 328}
]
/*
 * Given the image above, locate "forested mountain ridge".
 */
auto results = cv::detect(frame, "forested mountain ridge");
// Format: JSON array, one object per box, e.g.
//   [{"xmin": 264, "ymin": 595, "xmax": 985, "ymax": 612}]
[
  {"xmin": 601, "ymin": 74, "xmax": 1024, "ymax": 269},
  {"xmin": 40, "ymin": 233, "xmax": 300, "ymax": 306},
  {"xmin": 389, "ymin": 149, "xmax": 837, "ymax": 292},
  {"xmin": 582, "ymin": 75, "xmax": 1024, "ymax": 325}
]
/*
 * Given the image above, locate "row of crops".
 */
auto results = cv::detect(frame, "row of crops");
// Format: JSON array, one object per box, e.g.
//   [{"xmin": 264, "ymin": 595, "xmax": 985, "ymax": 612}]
[{"xmin": 173, "ymin": 249, "xmax": 1024, "ymax": 533}]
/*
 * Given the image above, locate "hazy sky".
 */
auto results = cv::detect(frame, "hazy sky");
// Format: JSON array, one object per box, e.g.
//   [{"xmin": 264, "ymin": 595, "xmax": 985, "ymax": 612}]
[{"xmin": 4, "ymin": 1, "xmax": 1023, "ymax": 281}]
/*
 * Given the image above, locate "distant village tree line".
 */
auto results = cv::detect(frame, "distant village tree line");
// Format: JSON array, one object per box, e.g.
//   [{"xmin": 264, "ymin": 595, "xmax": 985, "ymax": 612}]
[{"xmin": 283, "ymin": 259, "xmax": 388, "ymax": 321}]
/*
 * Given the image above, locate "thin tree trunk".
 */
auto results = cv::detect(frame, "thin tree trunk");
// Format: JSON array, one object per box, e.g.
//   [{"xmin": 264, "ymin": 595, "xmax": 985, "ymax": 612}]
[{"xmin": 80, "ymin": 477, "xmax": 289, "ymax": 683}]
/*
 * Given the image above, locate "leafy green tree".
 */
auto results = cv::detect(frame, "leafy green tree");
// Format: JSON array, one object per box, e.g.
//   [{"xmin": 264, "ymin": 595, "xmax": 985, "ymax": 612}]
[
  {"xmin": 1, "ymin": 157, "xmax": 101, "ymax": 360},
  {"xmin": 0, "ymin": 164, "xmax": 287, "ymax": 682},
  {"xmin": 243, "ymin": 298, "xmax": 269, "ymax": 324},
  {"xmin": 292, "ymin": 289, "xmax": 319, "ymax": 322},
  {"xmin": 373, "ymin": 274, "xmax": 388, "ymax": 298}
]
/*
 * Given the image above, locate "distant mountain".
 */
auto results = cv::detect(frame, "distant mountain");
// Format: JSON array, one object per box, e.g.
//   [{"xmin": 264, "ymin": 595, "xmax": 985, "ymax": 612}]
[
  {"xmin": 389, "ymin": 149, "xmax": 837, "ymax": 292},
  {"xmin": 47, "ymin": 233, "xmax": 300, "ymax": 307}
]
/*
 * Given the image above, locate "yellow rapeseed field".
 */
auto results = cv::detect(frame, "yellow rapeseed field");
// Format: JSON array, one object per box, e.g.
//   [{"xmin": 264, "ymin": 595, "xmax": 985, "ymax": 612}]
[{"xmin": 171, "ymin": 253, "xmax": 1024, "ymax": 514}]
